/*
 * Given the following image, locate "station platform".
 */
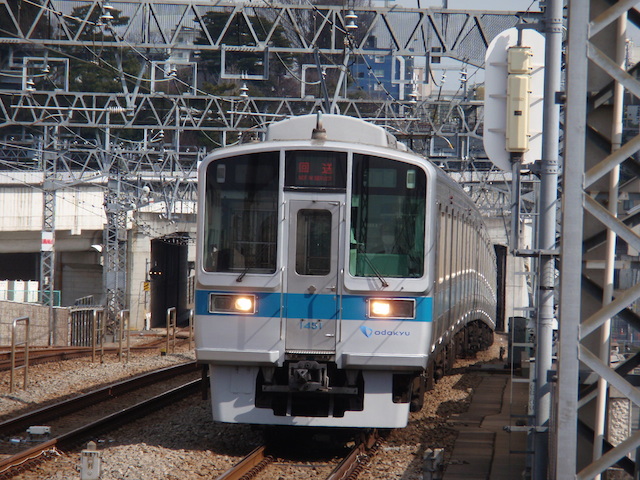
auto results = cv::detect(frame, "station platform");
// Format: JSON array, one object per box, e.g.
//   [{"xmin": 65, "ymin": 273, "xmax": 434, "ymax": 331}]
[{"xmin": 445, "ymin": 371, "xmax": 530, "ymax": 479}]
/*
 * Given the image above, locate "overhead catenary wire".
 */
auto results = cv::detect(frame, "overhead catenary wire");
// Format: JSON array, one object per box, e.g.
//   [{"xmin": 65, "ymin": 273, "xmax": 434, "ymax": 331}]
[
  {"xmin": 13, "ymin": 0, "xmax": 424, "ymax": 127},
  {"xmin": 0, "ymin": 6, "xmax": 228, "ymax": 146},
  {"xmin": 4, "ymin": 3, "xmax": 448, "ymax": 150},
  {"xmin": 0, "ymin": 127, "xmax": 199, "ymax": 241},
  {"xmin": 14, "ymin": 1, "xmax": 228, "ymax": 99},
  {"xmin": 6, "ymin": 3, "xmax": 480, "ymax": 170},
  {"xmin": 0, "ymin": 23, "xmax": 231, "ymax": 150},
  {"xmin": 256, "ymin": 0, "xmax": 406, "ymax": 107}
]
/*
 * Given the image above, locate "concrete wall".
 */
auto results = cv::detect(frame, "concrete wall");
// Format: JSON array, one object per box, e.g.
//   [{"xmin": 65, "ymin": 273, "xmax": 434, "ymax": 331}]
[
  {"xmin": 129, "ymin": 225, "xmax": 152, "ymax": 331},
  {"xmin": 0, "ymin": 177, "xmax": 195, "ymax": 332},
  {"xmin": 60, "ymin": 252, "xmax": 104, "ymax": 306},
  {"xmin": 127, "ymin": 210, "xmax": 196, "ymax": 330},
  {"xmin": 0, "ymin": 300, "xmax": 69, "ymax": 346},
  {"xmin": 0, "ymin": 185, "xmax": 105, "ymax": 233}
]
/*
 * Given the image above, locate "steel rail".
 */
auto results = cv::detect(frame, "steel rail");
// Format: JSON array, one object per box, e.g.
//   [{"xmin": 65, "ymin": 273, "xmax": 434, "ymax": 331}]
[
  {"xmin": 325, "ymin": 430, "xmax": 380, "ymax": 480},
  {"xmin": 0, "ymin": 361, "xmax": 200, "ymax": 436},
  {"xmin": 0, "ymin": 346, "xmax": 150, "ymax": 370},
  {"xmin": 213, "ymin": 430, "xmax": 380, "ymax": 480},
  {"xmin": 0, "ymin": 338, "xmax": 180, "ymax": 371},
  {"xmin": 0, "ymin": 379, "xmax": 202, "ymax": 479},
  {"xmin": 215, "ymin": 446, "xmax": 273, "ymax": 480}
]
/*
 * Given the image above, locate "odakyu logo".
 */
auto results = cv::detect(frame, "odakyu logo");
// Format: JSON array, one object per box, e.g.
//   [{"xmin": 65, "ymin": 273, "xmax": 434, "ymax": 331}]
[
  {"xmin": 359, "ymin": 326, "xmax": 410, "ymax": 337},
  {"xmin": 360, "ymin": 326, "xmax": 373, "ymax": 337}
]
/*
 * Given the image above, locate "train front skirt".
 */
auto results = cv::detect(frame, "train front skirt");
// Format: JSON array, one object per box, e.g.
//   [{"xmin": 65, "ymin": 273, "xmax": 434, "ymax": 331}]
[{"xmin": 208, "ymin": 364, "xmax": 411, "ymax": 428}]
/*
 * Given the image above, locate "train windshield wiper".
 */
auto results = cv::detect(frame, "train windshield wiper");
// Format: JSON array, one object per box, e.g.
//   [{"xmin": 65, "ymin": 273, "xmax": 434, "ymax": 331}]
[
  {"xmin": 359, "ymin": 250, "xmax": 389, "ymax": 288},
  {"xmin": 236, "ymin": 266, "xmax": 250, "ymax": 282}
]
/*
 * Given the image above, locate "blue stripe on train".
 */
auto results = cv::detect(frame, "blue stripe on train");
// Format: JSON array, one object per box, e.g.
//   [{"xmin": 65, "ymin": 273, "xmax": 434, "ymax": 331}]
[{"xmin": 195, "ymin": 290, "xmax": 433, "ymax": 322}]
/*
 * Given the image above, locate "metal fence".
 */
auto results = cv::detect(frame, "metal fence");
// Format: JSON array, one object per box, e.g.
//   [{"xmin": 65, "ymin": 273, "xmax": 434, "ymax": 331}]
[
  {"xmin": 70, "ymin": 305, "xmax": 103, "ymax": 347},
  {"xmin": 0, "ymin": 289, "xmax": 60, "ymax": 306}
]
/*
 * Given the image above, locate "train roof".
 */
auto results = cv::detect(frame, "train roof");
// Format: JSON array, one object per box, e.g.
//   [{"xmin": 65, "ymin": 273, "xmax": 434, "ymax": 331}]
[{"xmin": 265, "ymin": 114, "xmax": 407, "ymax": 152}]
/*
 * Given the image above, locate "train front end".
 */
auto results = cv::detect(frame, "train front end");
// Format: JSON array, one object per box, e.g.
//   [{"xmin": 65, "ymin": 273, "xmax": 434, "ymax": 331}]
[{"xmin": 195, "ymin": 115, "xmax": 436, "ymax": 428}]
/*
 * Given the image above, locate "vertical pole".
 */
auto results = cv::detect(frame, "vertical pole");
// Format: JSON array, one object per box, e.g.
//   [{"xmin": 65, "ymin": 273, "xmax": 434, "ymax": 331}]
[
  {"xmin": 100, "ymin": 309, "xmax": 105, "ymax": 364},
  {"xmin": 592, "ymin": 12, "xmax": 626, "ymax": 475},
  {"xmin": 510, "ymin": 160, "xmax": 521, "ymax": 252},
  {"xmin": 23, "ymin": 318, "xmax": 29, "ymax": 389},
  {"xmin": 118, "ymin": 309, "xmax": 123, "ymax": 363},
  {"xmin": 189, "ymin": 308, "xmax": 194, "ymax": 351},
  {"xmin": 104, "ymin": 113, "xmax": 127, "ymax": 334},
  {"xmin": 166, "ymin": 307, "xmax": 176, "ymax": 355},
  {"xmin": 533, "ymin": 0, "xmax": 562, "ymax": 477},
  {"xmin": 556, "ymin": 1, "xmax": 589, "ymax": 478},
  {"xmin": 92, "ymin": 309, "xmax": 97, "ymax": 363},
  {"xmin": 41, "ymin": 126, "xmax": 56, "ymax": 345},
  {"xmin": 126, "ymin": 310, "xmax": 131, "ymax": 363},
  {"xmin": 118, "ymin": 309, "xmax": 129, "ymax": 363}
]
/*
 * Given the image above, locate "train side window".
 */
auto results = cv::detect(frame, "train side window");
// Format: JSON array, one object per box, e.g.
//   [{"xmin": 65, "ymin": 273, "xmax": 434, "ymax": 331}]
[
  {"xmin": 438, "ymin": 208, "xmax": 446, "ymax": 283},
  {"xmin": 452, "ymin": 213, "xmax": 459, "ymax": 304},
  {"xmin": 445, "ymin": 211, "xmax": 452, "ymax": 282},
  {"xmin": 296, "ymin": 209, "xmax": 332, "ymax": 275}
]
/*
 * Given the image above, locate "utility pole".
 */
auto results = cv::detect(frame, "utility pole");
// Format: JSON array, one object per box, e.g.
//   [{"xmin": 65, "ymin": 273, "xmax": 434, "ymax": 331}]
[
  {"xmin": 40, "ymin": 125, "xmax": 57, "ymax": 345},
  {"xmin": 103, "ymin": 115, "xmax": 127, "ymax": 333},
  {"xmin": 533, "ymin": 0, "xmax": 562, "ymax": 477}
]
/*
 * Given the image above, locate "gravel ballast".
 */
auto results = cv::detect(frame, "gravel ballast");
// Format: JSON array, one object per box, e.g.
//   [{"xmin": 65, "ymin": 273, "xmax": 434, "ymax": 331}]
[{"xmin": 1, "ymin": 333, "xmax": 508, "ymax": 479}]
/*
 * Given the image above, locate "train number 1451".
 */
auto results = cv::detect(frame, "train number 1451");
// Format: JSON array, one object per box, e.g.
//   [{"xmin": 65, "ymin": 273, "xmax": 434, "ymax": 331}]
[{"xmin": 300, "ymin": 320, "xmax": 323, "ymax": 330}]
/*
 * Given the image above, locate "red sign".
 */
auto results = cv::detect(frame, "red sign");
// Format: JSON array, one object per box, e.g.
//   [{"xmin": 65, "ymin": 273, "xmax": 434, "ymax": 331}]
[{"xmin": 295, "ymin": 159, "xmax": 335, "ymax": 186}]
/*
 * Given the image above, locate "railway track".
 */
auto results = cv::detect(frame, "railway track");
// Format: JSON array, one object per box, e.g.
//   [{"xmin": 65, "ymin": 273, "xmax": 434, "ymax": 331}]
[
  {"xmin": 215, "ymin": 430, "xmax": 380, "ymax": 480},
  {"xmin": 0, "ymin": 339, "xmax": 506, "ymax": 479},
  {"xmin": 0, "ymin": 338, "xmax": 174, "ymax": 371},
  {"xmin": 0, "ymin": 361, "xmax": 201, "ymax": 432},
  {"xmin": 0, "ymin": 362, "xmax": 204, "ymax": 479}
]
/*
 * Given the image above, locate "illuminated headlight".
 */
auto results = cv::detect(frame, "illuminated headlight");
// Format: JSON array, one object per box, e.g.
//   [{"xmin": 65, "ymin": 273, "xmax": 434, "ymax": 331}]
[
  {"xmin": 367, "ymin": 298, "xmax": 415, "ymax": 319},
  {"xmin": 234, "ymin": 296, "xmax": 254, "ymax": 312},
  {"xmin": 371, "ymin": 301, "xmax": 391, "ymax": 316},
  {"xmin": 209, "ymin": 294, "xmax": 256, "ymax": 314}
]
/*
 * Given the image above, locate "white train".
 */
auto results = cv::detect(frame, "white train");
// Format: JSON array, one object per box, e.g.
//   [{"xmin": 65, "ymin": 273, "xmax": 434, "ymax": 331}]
[{"xmin": 195, "ymin": 114, "xmax": 497, "ymax": 428}]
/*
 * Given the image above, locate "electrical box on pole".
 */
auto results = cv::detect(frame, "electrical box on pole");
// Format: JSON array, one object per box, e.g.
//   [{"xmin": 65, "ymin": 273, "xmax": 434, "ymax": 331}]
[
  {"xmin": 484, "ymin": 28, "xmax": 545, "ymax": 170},
  {"xmin": 506, "ymin": 46, "xmax": 533, "ymax": 153}
]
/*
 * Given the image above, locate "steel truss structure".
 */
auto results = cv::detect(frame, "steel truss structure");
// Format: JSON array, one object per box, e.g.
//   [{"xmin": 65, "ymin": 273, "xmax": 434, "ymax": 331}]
[
  {"xmin": 1, "ymin": 1, "xmax": 531, "ymax": 65},
  {"xmin": 0, "ymin": 2, "xmax": 533, "ymax": 327},
  {"xmin": 40, "ymin": 126, "xmax": 56, "ymax": 321},
  {"xmin": 556, "ymin": 1, "xmax": 640, "ymax": 478}
]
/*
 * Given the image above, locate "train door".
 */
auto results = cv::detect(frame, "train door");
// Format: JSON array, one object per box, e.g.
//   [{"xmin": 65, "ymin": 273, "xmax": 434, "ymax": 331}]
[{"xmin": 285, "ymin": 199, "xmax": 342, "ymax": 353}]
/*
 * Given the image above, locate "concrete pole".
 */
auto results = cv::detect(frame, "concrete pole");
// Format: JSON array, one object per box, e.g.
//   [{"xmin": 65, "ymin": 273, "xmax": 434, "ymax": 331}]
[{"xmin": 533, "ymin": 0, "xmax": 562, "ymax": 477}]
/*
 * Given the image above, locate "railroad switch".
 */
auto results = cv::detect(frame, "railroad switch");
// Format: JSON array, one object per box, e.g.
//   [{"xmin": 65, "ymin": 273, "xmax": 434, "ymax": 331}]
[{"xmin": 81, "ymin": 441, "xmax": 102, "ymax": 480}]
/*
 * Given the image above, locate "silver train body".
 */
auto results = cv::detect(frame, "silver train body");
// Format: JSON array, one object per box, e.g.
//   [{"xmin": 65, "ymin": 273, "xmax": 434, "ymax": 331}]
[{"xmin": 195, "ymin": 114, "xmax": 497, "ymax": 428}]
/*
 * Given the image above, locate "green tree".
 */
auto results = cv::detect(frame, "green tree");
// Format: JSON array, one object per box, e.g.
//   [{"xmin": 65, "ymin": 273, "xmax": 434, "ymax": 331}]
[
  {"xmin": 64, "ymin": 4, "xmax": 142, "ymax": 94},
  {"xmin": 0, "ymin": 1, "xmax": 47, "ymax": 66},
  {"xmin": 195, "ymin": 9, "xmax": 295, "ymax": 96}
]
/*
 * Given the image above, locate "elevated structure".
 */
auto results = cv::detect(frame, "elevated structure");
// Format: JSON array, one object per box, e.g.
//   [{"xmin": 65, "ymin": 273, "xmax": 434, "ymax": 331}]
[
  {"xmin": 556, "ymin": 1, "xmax": 640, "ymax": 479},
  {"xmin": 0, "ymin": 1, "xmax": 534, "ymax": 330}
]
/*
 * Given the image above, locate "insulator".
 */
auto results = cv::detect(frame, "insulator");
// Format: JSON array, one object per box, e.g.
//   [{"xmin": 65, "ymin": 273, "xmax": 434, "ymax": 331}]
[{"xmin": 345, "ymin": 10, "xmax": 358, "ymax": 30}]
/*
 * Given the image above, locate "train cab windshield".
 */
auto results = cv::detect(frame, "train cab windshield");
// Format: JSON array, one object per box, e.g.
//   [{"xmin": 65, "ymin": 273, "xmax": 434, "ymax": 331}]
[
  {"xmin": 202, "ymin": 149, "xmax": 426, "ymax": 281},
  {"xmin": 203, "ymin": 152, "xmax": 279, "ymax": 273},
  {"xmin": 349, "ymin": 154, "xmax": 426, "ymax": 278}
]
